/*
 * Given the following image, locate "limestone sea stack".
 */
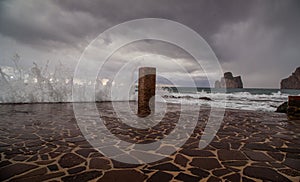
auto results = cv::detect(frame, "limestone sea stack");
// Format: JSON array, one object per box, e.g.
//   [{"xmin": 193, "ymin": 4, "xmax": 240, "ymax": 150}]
[
  {"xmin": 280, "ymin": 67, "xmax": 300, "ymax": 89},
  {"xmin": 215, "ymin": 72, "xmax": 243, "ymax": 88}
]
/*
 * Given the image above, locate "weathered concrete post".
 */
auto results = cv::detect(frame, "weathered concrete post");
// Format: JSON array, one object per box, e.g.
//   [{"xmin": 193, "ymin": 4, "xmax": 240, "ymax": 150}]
[{"xmin": 138, "ymin": 67, "xmax": 156, "ymax": 117}]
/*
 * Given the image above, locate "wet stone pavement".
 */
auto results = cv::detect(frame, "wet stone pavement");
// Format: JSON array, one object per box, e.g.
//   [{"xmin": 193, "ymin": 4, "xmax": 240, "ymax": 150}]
[{"xmin": 0, "ymin": 102, "xmax": 299, "ymax": 182}]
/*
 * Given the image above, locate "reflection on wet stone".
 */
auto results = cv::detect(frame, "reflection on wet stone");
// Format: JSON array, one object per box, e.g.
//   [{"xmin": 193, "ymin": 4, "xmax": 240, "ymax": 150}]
[{"xmin": 0, "ymin": 102, "xmax": 299, "ymax": 181}]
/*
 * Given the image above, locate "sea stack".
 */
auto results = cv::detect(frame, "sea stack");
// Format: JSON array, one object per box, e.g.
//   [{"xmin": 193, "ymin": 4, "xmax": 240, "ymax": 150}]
[
  {"xmin": 280, "ymin": 67, "xmax": 300, "ymax": 89},
  {"xmin": 215, "ymin": 72, "xmax": 243, "ymax": 88}
]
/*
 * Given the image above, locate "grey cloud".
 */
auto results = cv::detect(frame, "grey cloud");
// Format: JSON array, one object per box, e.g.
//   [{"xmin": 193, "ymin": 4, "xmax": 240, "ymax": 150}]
[{"xmin": 0, "ymin": 0, "xmax": 299, "ymax": 88}]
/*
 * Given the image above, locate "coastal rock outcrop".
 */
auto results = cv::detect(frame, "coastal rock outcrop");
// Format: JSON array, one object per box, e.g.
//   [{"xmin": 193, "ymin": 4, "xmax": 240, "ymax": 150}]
[
  {"xmin": 215, "ymin": 72, "xmax": 243, "ymax": 88},
  {"xmin": 280, "ymin": 67, "xmax": 300, "ymax": 89}
]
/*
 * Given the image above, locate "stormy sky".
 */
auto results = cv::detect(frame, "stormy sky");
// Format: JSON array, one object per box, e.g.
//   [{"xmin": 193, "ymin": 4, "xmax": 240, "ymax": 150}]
[{"xmin": 0, "ymin": 0, "xmax": 299, "ymax": 88}]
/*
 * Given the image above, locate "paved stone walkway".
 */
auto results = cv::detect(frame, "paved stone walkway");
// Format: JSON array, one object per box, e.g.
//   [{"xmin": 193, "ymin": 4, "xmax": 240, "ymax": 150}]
[{"xmin": 0, "ymin": 103, "xmax": 299, "ymax": 181}]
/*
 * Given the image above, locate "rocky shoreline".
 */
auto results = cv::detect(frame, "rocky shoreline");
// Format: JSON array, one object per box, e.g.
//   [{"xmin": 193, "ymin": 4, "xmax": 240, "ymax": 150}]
[{"xmin": 0, "ymin": 102, "xmax": 299, "ymax": 181}]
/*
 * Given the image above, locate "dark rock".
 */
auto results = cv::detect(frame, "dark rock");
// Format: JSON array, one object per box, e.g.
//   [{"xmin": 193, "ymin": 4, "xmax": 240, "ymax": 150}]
[
  {"xmin": 243, "ymin": 166, "xmax": 290, "ymax": 182},
  {"xmin": 58, "ymin": 153, "xmax": 85, "ymax": 168},
  {"xmin": 62, "ymin": 171, "xmax": 102, "ymax": 182},
  {"xmin": 190, "ymin": 158, "xmax": 221, "ymax": 170},
  {"xmin": 147, "ymin": 171, "xmax": 173, "ymax": 182},
  {"xmin": 98, "ymin": 170, "xmax": 147, "ymax": 182},
  {"xmin": 275, "ymin": 102, "xmax": 288, "ymax": 113},
  {"xmin": 175, "ymin": 173, "xmax": 200, "ymax": 182},
  {"xmin": 281, "ymin": 67, "xmax": 300, "ymax": 89},
  {"xmin": 199, "ymin": 97, "xmax": 212, "ymax": 101},
  {"xmin": 215, "ymin": 72, "xmax": 243, "ymax": 88}
]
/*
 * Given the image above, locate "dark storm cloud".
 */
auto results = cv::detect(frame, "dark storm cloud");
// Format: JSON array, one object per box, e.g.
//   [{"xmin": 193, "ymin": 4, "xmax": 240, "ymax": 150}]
[
  {"xmin": 0, "ymin": 0, "xmax": 299, "ymax": 87},
  {"xmin": 0, "ymin": 0, "xmax": 254, "ymax": 50}
]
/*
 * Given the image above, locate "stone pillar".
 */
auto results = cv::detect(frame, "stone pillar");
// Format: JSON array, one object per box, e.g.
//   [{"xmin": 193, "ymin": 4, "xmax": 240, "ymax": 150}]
[
  {"xmin": 138, "ymin": 67, "xmax": 156, "ymax": 117},
  {"xmin": 287, "ymin": 96, "xmax": 300, "ymax": 120}
]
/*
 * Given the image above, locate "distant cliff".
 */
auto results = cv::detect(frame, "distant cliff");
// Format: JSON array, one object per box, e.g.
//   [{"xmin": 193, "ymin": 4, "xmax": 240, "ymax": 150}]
[
  {"xmin": 281, "ymin": 67, "xmax": 300, "ymax": 89},
  {"xmin": 215, "ymin": 72, "xmax": 243, "ymax": 88}
]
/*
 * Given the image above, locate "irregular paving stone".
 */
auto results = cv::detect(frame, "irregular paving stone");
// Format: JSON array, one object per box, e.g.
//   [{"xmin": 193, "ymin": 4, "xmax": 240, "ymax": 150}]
[
  {"xmin": 279, "ymin": 168, "xmax": 300, "ymax": 177},
  {"xmin": 175, "ymin": 173, "xmax": 200, "ymax": 182},
  {"xmin": 267, "ymin": 152, "xmax": 285, "ymax": 161},
  {"xmin": 111, "ymin": 160, "xmax": 141, "ymax": 168},
  {"xmin": 243, "ymin": 143, "xmax": 277, "ymax": 152},
  {"xmin": 13, "ymin": 155, "xmax": 29, "ymax": 161},
  {"xmin": 89, "ymin": 158, "xmax": 111, "ymax": 170},
  {"xmin": 244, "ymin": 151, "xmax": 273, "ymax": 162},
  {"xmin": 13, "ymin": 167, "xmax": 47, "ymax": 179},
  {"xmin": 0, "ymin": 163, "xmax": 38, "ymax": 181},
  {"xmin": 243, "ymin": 166, "xmax": 291, "ymax": 182},
  {"xmin": 222, "ymin": 161, "xmax": 248, "ymax": 167},
  {"xmin": 218, "ymin": 149, "xmax": 247, "ymax": 161},
  {"xmin": 188, "ymin": 168, "xmax": 210, "ymax": 178},
  {"xmin": 113, "ymin": 154, "xmax": 141, "ymax": 166},
  {"xmin": 35, "ymin": 159, "xmax": 55, "ymax": 165},
  {"xmin": 212, "ymin": 168, "xmax": 232, "ymax": 177},
  {"xmin": 98, "ymin": 170, "xmax": 147, "ymax": 182},
  {"xmin": 156, "ymin": 145, "xmax": 177, "ymax": 155},
  {"xmin": 130, "ymin": 150, "xmax": 165, "ymax": 163},
  {"xmin": 0, "ymin": 160, "xmax": 12, "ymax": 168},
  {"xmin": 26, "ymin": 155, "xmax": 38, "ymax": 162},
  {"xmin": 207, "ymin": 176, "xmax": 222, "ymax": 182},
  {"xmin": 47, "ymin": 164, "xmax": 59, "ymax": 171},
  {"xmin": 67, "ymin": 166, "xmax": 86, "ymax": 174},
  {"xmin": 11, "ymin": 172, "xmax": 65, "ymax": 182},
  {"xmin": 210, "ymin": 141, "xmax": 230, "ymax": 149},
  {"xmin": 147, "ymin": 171, "xmax": 173, "ymax": 182},
  {"xmin": 286, "ymin": 153, "xmax": 300, "ymax": 159},
  {"xmin": 278, "ymin": 147, "xmax": 300, "ymax": 153},
  {"xmin": 190, "ymin": 158, "xmax": 221, "ymax": 170},
  {"xmin": 62, "ymin": 171, "xmax": 102, "ymax": 182},
  {"xmin": 283, "ymin": 158, "xmax": 300, "ymax": 170},
  {"xmin": 174, "ymin": 154, "xmax": 189, "ymax": 167},
  {"xmin": 65, "ymin": 137, "xmax": 86, "ymax": 143},
  {"xmin": 223, "ymin": 173, "xmax": 241, "ymax": 181},
  {"xmin": 133, "ymin": 142, "xmax": 161, "ymax": 151},
  {"xmin": 75, "ymin": 148, "xmax": 97, "ymax": 158},
  {"xmin": 58, "ymin": 153, "xmax": 85, "ymax": 168},
  {"xmin": 148, "ymin": 162, "xmax": 182, "ymax": 171},
  {"xmin": 100, "ymin": 146, "xmax": 124, "ymax": 156},
  {"xmin": 181, "ymin": 149, "xmax": 215, "ymax": 157},
  {"xmin": 242, "ymin": 176, "xmax": 256, "ymax": 182}
]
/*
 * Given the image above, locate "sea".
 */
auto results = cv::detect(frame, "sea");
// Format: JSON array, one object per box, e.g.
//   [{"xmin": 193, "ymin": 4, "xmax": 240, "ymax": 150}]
[{"xmin": 158, "ymin": 87, "xmax": 300, "ymax": 112}]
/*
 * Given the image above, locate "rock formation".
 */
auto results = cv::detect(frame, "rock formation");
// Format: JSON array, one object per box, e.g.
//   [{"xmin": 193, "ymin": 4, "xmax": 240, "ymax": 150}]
[
  {"xmin": 215, "ymin": 72, "xmax": 243, "ymax": 88},
  {"xmin": 280, "ymin": 67, "xmax": 300, "ymax": 89}
]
